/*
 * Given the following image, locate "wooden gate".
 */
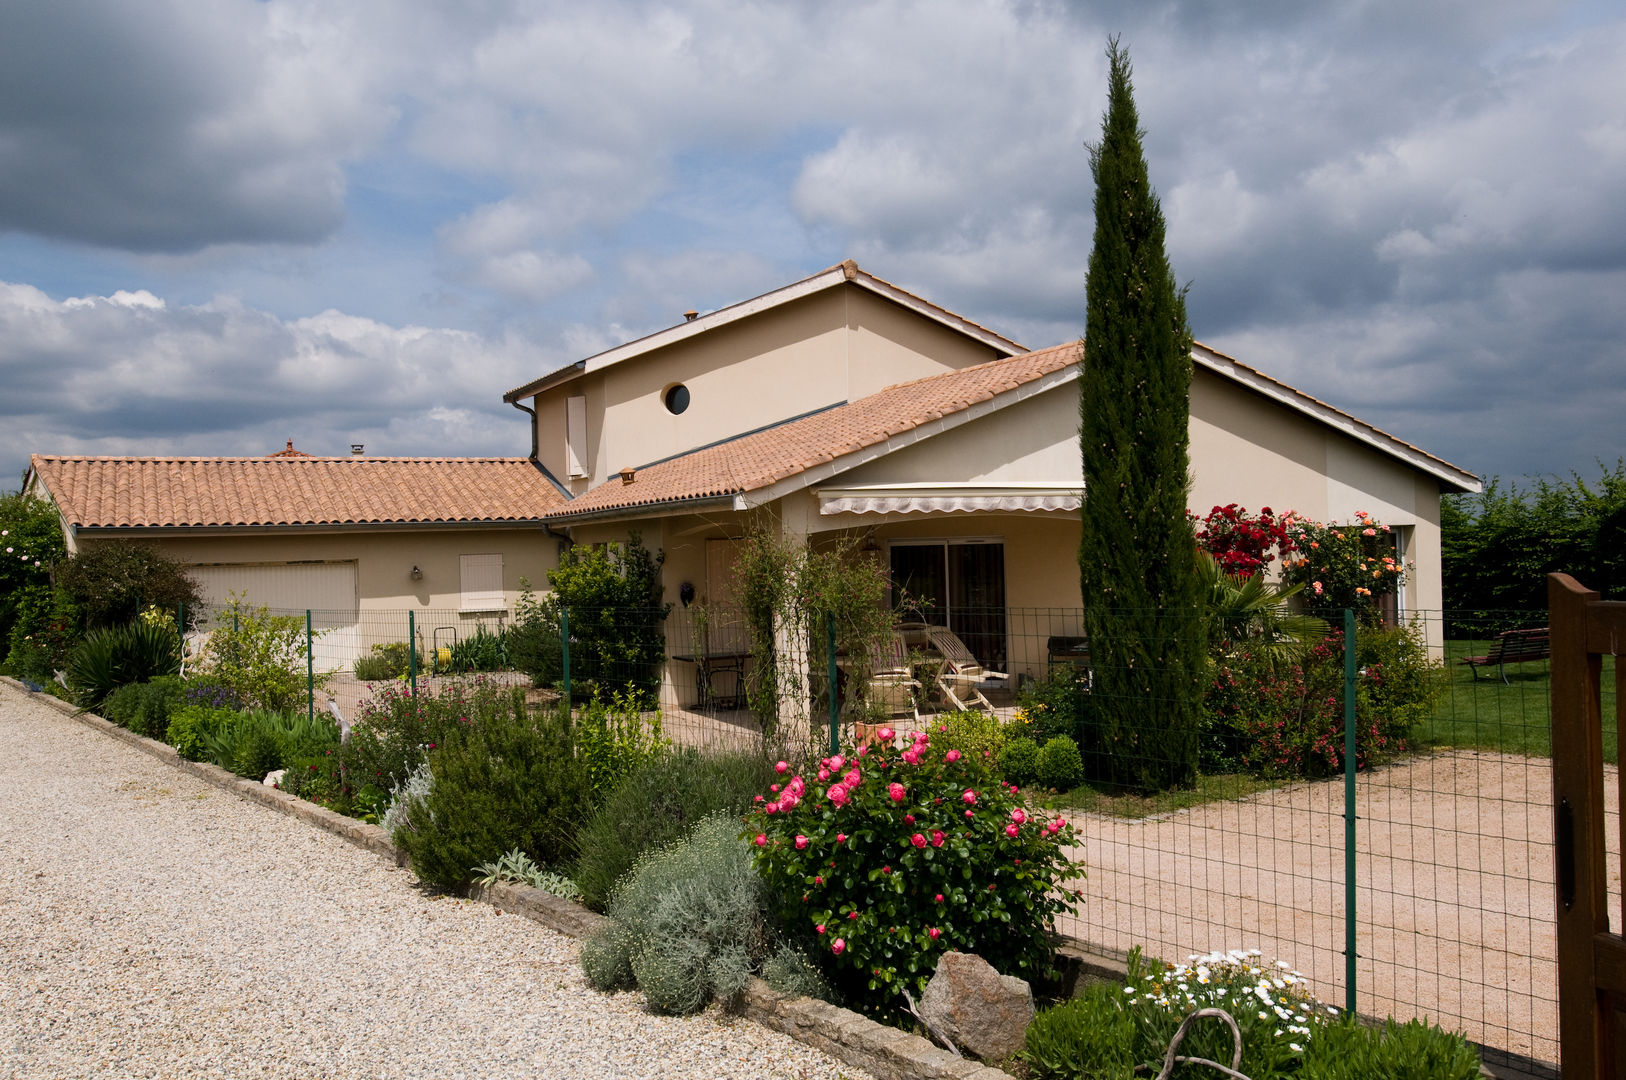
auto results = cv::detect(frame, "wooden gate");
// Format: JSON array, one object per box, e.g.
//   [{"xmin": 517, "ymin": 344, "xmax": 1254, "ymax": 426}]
[{"xmin": 1552, "ymin": 572, "xmax": 1626, "ymax": 1077}]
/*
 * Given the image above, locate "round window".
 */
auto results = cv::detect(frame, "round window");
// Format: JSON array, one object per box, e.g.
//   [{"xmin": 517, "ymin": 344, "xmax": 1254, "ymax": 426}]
[{"xmin": 664, "ymin": 384, "xmax": 690, "ymax": 415}]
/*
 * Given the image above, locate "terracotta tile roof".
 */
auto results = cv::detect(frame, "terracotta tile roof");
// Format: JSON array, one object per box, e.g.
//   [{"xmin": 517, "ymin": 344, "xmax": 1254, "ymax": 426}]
[
  {"xmin": 549, "ymin": 343, "xmax": 1079, "ymax": 520},
  {"xmin": 268, "ymin": 440, "xmax": 313, "ymax": 458},
  {"xmin": 31, "ymin": 455, "xmax": 567, "ymax": 529}
]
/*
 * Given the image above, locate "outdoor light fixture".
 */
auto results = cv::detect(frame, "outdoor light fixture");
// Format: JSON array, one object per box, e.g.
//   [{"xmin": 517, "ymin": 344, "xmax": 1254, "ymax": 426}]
[{"xmin": 410, "ymin": 565, "xmax": 423, "ymax": 580}]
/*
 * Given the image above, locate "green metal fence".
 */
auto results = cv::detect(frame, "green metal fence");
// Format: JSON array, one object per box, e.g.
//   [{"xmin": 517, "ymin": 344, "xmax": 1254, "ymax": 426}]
[{"xmin": 175, "ymin": 597, "xmax": 1559, "ymax": 1076}]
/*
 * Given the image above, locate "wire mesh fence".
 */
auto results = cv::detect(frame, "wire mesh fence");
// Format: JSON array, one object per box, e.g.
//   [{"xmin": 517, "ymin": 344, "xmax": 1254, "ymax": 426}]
[{"xmin": 168, "ymin": 595, "xmax": 1563, "ymax": 1074}]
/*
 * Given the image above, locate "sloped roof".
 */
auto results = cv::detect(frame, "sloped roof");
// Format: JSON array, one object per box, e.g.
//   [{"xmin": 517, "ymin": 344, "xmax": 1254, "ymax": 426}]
[
  {"xmin": 503, "ymin": 259, "xmax": 1026, "ymax": 402},
  {"xmin": 546, "ymin": 337, "xmax": 1480, "ymax": 523},
  {"xmin": 1190, "ymin": 342, "xmax": 1479, "ymax": 493},
  {"xmin": 546, "ymin": 343, "xmax": 1079, "ymax": 520},
  {"xmin": 30, "ymin": 455, "xmax": 567, "ymax": 530}
]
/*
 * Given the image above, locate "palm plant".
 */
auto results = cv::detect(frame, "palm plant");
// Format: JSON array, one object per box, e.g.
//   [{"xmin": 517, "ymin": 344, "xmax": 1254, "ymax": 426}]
[{"xmin": 1198, "ymin": 550, "xmax": 1328, "ymax": 667}]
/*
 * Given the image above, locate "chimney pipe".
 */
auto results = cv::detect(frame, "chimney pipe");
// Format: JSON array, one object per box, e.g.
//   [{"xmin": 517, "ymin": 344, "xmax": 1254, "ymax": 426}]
[
  {"xmin": 351, "ymin": 444, "xmax": 364, "ymax": 456},
  {"xmin": 683, "ymin": 310, "xmax": 699, "ymax": 322}
]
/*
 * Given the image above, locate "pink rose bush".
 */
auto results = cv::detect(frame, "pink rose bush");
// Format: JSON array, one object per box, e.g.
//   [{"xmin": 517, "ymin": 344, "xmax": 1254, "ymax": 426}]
[{"xmin": 747, "ymin": 728, "xmax": 1081, "ymax": 1014}]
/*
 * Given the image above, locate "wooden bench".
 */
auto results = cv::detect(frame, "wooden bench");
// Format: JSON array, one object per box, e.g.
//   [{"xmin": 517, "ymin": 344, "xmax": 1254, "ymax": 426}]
[{"xmin": 1461, "ymin": 627, "xmax": 1550, "ymax": 683}]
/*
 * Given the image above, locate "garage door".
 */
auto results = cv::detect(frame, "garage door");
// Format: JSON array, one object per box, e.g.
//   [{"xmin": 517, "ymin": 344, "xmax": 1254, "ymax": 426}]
[{"xmin": 189, "ymin": 562, "xmax": 360, "ymax": 673}]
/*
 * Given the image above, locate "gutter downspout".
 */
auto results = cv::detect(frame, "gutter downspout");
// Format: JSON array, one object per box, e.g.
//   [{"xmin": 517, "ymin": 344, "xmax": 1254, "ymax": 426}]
[{"xmin": 509, "ymin": 397, "xmax": 539, "ymax": 461}]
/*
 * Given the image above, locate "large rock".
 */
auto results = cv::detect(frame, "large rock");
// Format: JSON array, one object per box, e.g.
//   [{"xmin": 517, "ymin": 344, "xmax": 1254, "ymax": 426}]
[{"xmin": 917, "ymin": 951, "xmax": 1034, "ymax": 1062}]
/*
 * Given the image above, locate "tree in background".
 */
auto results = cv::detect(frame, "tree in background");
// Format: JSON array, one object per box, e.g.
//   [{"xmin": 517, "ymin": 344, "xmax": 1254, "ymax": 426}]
[
  {"xmin": 1078, "ymin": 39, "xmax": 1205, "ymax": 791},
  {"xmin": 1442, "ymin": 460, "xmax": 1626, "ymax": 633},
  {"xmin": 53, "ymin": 542, "xmax": 202, "ymax": 631}
]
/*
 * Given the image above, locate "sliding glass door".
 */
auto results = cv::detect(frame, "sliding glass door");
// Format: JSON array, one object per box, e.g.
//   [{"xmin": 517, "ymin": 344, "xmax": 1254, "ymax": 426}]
[{"xmin": 889, "ymin": 539, "xmax": 1007, "ymax": 671}]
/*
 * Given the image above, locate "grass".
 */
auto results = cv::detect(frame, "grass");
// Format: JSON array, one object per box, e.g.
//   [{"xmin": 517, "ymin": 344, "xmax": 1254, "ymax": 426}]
[
  {"xmin": 1047, "ymin": 636, "xmax": 1615, "ymax": 820},
  {"xmin": 1418, "ymin": 638, "xmax": 1617, "ymax": 765}
]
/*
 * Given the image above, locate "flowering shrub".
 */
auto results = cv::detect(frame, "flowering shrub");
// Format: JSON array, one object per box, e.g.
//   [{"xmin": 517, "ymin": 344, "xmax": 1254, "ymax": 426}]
[
  {"xmin": 1025, "ymin": 948, "xmax": 1339, "ymax": 1079},
  {"xmin": 1280, "ymin": 511, "xmax": 1406, "ymax": 622},
  {"xmin": 1025, "ymin": 947, "xmax": 1480, "ymax": 1080},
  {"xmin": 749, "ymin": 728, "xmax": 1081, "ymax": 1015},
  {"xmin": 1204, "ymin": 625, "xmax": 1439, "ymax": 779},
  {"xmin": 1192, "ymin": 505, "xmax": 1300, "ymax": 576}
]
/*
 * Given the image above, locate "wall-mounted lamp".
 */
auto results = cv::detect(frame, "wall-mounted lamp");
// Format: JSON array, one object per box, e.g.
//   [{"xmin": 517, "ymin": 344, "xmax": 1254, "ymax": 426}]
[{"xmin": 410, "ymin": 565, "xmax": 423, "ymax": 580}]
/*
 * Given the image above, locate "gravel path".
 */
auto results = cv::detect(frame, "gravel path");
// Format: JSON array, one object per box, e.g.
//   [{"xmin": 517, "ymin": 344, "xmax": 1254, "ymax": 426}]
[{"xmin": 0, "ymin": 684, "xmax": 871, "ymax": 1080}]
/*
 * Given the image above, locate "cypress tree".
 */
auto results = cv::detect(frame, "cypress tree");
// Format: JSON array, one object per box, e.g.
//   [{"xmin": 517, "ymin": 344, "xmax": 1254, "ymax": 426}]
[{"xmin": 1078, "ymin": 39, "xmax": 1204, "ymax": 791}]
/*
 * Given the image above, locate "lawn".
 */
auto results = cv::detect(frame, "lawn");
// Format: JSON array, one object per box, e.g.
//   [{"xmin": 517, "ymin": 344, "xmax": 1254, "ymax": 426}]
[{"xmin": 1417, "ymin": 638, "xmax": 1616, "ymax": 764}]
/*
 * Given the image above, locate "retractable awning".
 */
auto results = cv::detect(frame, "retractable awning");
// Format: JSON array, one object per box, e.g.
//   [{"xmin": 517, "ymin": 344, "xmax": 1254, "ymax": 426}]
[{"xmin": 816, "ymin": 483, "xmax": 1082, "ymax": 515}]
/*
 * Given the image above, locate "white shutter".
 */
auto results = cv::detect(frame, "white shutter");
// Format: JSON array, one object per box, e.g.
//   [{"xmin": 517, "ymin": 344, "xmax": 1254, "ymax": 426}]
[
  {"xmin": 459, "ymin": 554, "xmax": 505, "ymax": 612},
  {"xmin": 566, "ymin": 395, "xmax": 588, "ymax": 479}
]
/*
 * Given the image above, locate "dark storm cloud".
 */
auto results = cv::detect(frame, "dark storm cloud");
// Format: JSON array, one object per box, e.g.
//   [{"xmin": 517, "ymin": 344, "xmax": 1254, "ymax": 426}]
[{"xmin": 0, "ymin": 1, "xmax": 392, "ymax": 252}]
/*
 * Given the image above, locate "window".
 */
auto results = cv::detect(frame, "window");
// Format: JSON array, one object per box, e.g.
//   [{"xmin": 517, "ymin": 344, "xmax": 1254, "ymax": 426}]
[
  {"xmin": 566, "ymin": 395, "xmax": 588, "ymax": 479},
  {"xmin": 459, "ymin": 554, "xmax": 504, "ymax": 612},
  {"xmin": 664, "ymin": 383, "xmax": 690, "ymax": 415}
]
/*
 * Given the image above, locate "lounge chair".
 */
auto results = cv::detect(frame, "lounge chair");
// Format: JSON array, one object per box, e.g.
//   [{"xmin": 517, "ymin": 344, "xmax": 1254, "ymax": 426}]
[
  {"xmin": 925, "ymin": 626, "xmax": 1008, "ymax": 712},
  {"xmin": 866, "ymin": 631, "xmax": 920, "ymax": 723}
]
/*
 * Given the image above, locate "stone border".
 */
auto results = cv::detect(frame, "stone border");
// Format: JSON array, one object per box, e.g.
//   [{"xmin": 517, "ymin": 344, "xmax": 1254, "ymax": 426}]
[{"xmin": 1, "ymin": 677, "xmax": 1011, "ymax": 1080}]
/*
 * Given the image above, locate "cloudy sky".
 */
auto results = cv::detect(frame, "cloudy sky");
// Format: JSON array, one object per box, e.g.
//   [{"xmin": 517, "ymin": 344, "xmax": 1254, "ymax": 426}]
[{"xmin": 3, "ymin": 0, "xmax": 1622, "ymax": 492}]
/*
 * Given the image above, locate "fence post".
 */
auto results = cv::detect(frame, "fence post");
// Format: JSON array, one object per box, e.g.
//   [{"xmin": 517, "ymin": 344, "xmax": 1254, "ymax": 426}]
[
  {"xmin": 306, "ymin": 609, "xmax": 315, "ymax": 725},
  {"xmin": 561, "ymin": 606, "xmax": 571, "ymax": 708},
  {"xmin": 1343, "ymin": 607, "xmax": 1357, "ymax": 1017},
  {"xmin": 827, "ymin": 613, "xmax": 841, "ymax": 756},
  {"xmin": 408, "ymin": 609, "xmax": 417, "ymax": 694}
]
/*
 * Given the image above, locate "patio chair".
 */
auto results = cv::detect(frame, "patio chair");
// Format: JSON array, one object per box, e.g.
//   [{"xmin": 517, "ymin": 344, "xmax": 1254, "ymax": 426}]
[
  {"xmin": 865, "ymin": 631, "xmax": 920, "ymax": 723},
  {"xmin": 925, "ymin": 625, "xmax": 1008, "ymax": 712}
]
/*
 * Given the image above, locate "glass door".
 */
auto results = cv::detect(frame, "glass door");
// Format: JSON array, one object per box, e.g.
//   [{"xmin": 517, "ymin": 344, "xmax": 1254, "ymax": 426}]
[{"xmin": 889, "ymin": 539, "xmax": 1007, "ymax": 672}]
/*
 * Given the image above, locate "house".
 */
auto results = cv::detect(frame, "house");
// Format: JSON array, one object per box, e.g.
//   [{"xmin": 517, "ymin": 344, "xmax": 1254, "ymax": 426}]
[
  {"xmin": 26, "ymin": 259, "xmax": 1478, "ymax": 686},
  {"xmin": 503, "ymin": 261, "xmax": 1479, "ymax": 688},
  {"xmin": 25, "ymin": 453, "xmax": 567, "ymax": 670}
]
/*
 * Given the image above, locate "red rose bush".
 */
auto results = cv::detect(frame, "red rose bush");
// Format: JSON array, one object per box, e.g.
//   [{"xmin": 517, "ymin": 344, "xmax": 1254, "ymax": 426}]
[{"xmin": 749, "ymin": 727, "xmax": 1082, "ymax": 1015}]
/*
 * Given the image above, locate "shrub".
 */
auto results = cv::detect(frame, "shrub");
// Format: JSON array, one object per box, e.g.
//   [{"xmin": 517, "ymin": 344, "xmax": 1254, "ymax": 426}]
[
  {"xmin": 107, "ymin": 676, "xmax": 184, "ymax": 738},
  {"xmin": 100, "ymin": 682, "xmax": 147, "ymax": 727},
  {"xmin": 66, "ymin": 621, "xmax": 181, "ymax": 707},
  {"xmin": 925, "ymin": 709, "xmax": 1008, "ymax": 765},
  {"xmin": 576, "ymin": 689, "xmax": 669, "ymax": 801},
  {"xmin": 1192, "ymin": 503, "xmax": 1298, "ymax": 577},
  {"xmin": 445, "ymin": 623, "xmax": 508, "ymax": 673},
  {"xmin": 1036, "ymin": 736, "xmax": 1085, "ymax": 791},
  {"xmin": 760, "ymin": 944, "xmax": 835, "ymax": 1003},
  {"xmin": 180, "ymin": 678, "xmax": 244, "ymax": 712},
  {"xmin": 353, "ymin": 641, "xmax": 416, "ymax": 681},
  {"xmin": 996, "ymin": 737, "xmax": 1040, "ymax": 787},
  {"xmin": 54, "ymin": 542, "xmax": 202, "ymax": 631},
  {"xmin": 1280, "ymin": 511, "xmax": 1406, "ymax": 625},
  {"xmin": 542, "ymin": 534, "xmax": 670, "ymax": 702},
  {"xmin": 574, "ymin": 747, "xmax": 779, "ymax": 911},
  {"xmin": 581, "ymin": 813, "xmax": 767, "ymax": 1015},
  {"xmin": 190, "ymin": 707, "xmax": 340, "ymax": 779},
  {"xmin": 1013, "ymin": 671, "xmax": 1091, "ymax": 744},
  {"xmin": 1205, "ymin": 624, "xmax": 1440, "ymax": 780},
  {"xmin": 380, "ymin": 760, "xmax": 433, "ymax": 838},
  {"xmin": 340, "ymin": 679, "xmax": 504, "ymax": 803},
  {"xmin": 395, "ymin": 692, "xmax": 592, "ymax": 890},
  {"xmin": 197, "ymin": 599, "xmax": 329, "ymax": 713},
  {"xmin": 750, "ymin": 728, "xmax": 1081, "ymax": 1016},
  {"xmin": 165, "ymin": 704, "xmax": 238, "ymax": 761},
  {"xmin": 1300, "ymin": 1016, "xmax": 1482, "ymax": 1080},
  {"xmin": 1023, "ymin": 981, "xmax": 1137, "ymax": 1080},
  {"xmin": 0, "ymin": 492, "xmax": 67, "ymax": 659},
  {"xmin": 507, "ymin": 577, "xmax": 564, "ymax": 687}
]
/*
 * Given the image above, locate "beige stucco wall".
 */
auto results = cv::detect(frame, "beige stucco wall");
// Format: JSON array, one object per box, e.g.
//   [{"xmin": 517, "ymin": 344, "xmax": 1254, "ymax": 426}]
[
  {"xmin": 529, "ymin": 285, "xmax": 1005, "ymax": 492},
  {"xmin": 79, "ymin": 527, "xmax": 558, "ymax": 656}
]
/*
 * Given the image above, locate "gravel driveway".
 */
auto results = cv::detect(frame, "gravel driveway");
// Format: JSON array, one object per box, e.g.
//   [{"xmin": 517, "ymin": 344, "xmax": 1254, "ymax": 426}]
[{"xmin": 0, "ymin": 684, "xmax": 870, "ymax": 1080}]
